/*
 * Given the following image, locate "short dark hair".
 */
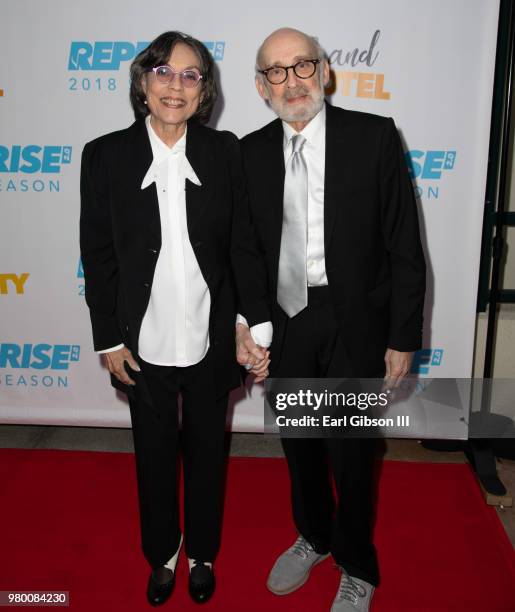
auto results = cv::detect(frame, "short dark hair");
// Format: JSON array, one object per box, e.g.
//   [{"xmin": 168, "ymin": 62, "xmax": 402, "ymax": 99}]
[{"xmin": 129, "ymin": 31, "xmax": 217, "ymax": 124}]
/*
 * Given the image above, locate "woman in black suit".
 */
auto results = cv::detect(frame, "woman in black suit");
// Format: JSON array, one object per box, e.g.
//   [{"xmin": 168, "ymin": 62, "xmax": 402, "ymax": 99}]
[{"xmin": 80, "ymin": 31, "xmax": 271, "ymax": 606}]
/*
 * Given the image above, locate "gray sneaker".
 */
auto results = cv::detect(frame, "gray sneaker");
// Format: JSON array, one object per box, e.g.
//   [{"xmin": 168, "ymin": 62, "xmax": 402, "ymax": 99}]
[
  {"xmin": 266, "ymin": 535, "xmax": 330, "ymax": 595},
  {"xmin": 331, "ymin": 568, "xmax": 375, "ymax": 611}
]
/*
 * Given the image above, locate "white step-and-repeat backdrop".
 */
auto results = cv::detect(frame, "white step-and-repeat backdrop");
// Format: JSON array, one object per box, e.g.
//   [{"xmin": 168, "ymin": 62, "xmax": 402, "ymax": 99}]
[{"xmin": 0, "ymin": 0, "xmax": 500, "ymax": 428}]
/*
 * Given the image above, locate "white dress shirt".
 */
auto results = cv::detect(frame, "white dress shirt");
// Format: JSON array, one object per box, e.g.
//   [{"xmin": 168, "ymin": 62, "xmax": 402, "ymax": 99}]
[
  {"xmin": 138, "ymin": 116, "xmax": 210, "ymax": 366},
  {"xmin": 234, "ymin": 109, "xmax": 328, "ymax": 338},
  {"xmin": 282, "ymin": 104, "xmax": 328, "ymax": 286},
  {"xmin": 98, "ymin": 116, "xmax": 272, "ymax": 359}
]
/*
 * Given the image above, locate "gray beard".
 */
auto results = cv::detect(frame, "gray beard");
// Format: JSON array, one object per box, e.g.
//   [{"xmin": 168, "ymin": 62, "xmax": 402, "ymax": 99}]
[{"xmin": 269, "ymin": 87, "xmax": 325, "ymax": 124}]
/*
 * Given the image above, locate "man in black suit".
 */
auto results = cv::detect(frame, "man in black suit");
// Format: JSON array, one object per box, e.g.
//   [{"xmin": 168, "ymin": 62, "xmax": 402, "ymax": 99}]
[{"xmin": 238, "ymin": 28, "xmax": 426, "ymax": 611}]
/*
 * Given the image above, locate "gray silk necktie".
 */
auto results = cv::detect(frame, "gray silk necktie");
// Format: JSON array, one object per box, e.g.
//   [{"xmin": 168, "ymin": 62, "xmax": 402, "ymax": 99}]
[{"xmin": 277, "ymin": 134, "xmax": 308, "ymax": 318}]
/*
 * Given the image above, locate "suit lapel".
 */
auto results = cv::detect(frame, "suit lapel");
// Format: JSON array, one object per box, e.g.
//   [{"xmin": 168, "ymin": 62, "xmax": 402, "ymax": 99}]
[
  {"xmin": 125, "ymin": 119, "xmax": 161, "ymax": 245},
  {"xmin": 323, "ymin": 102, "xmax": 349, "ymax": 254},
  {"xmin": 185, "ymin": 120, "xmax": 213, "ymax": 233},
  {"xmin": 264, "ymin": 119, "xmax": 286, "ymax": 273}
]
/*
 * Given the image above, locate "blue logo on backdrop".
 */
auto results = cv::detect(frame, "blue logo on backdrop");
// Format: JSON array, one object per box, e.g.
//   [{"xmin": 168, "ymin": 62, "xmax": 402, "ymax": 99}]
[
  {"xmin": 0, "ymin": 343, "xmax": 80, "ymax": 370},
  {"xmin": 77, "ymin": 257, "xmax": 85, "ymax": 295},
  {"xmin": 68, "ymin": 41, "xmax": 149, "ymax": 70},
  {"xmin": 405, "ymin": 150, "xmax": 456, "ymax": 201},
  {"xmin": 68, "ymin": 40, "xmax": 225, "ymax": 92},
  {"xmin": 0, "ymin": 343, "xmax": 81, "ymax": 389},
  {"xmin": 410, "ymin": 348, "xmax": 444, "ymax": 375},
  {"xmin": 68, "ymin": 40, "xmax": 225, "ymax": 70},
  {"xmin": 0, "ymin": 145, "xmax": 72, "ymax": 173},
  {"xmin": 0, "ymin": 145, "xmax": 72, "ymax": 193},
  {"xmin": 202, "ymin": 41, "xmax": 225, "ymax": 61}
]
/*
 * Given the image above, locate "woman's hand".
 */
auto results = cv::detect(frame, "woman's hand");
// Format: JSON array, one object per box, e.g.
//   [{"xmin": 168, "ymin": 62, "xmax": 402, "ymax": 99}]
[
  {"xmin": 236, "ymin": 323, "xmax": 271, "ymax": 382},
  {"xmin": 249, "ymin": 351, "xmax": 270, "ymax": 383},
  {"xmin": 104, "ymin": 347, "xmax": 140, "ymax": 386}
]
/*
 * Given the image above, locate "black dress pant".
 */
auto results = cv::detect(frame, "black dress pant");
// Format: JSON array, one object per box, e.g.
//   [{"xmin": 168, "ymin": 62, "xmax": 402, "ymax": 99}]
[
  {"xmin": 274, "ymin": 286, "xmax": 380, "ymax": 586},
  {"xmin": 127, "ymin": 349, "xmax": 228, "ymax": 570}
]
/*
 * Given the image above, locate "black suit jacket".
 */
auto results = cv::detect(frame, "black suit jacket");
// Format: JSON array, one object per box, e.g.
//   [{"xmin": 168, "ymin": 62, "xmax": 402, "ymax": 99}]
[
  {"xmin": 240, "ymin": 102, "xmax": 426, "ymax": 376},
  {"xmin": 80, "ymin": 118, "xmax": 270, "ymax": 397}
]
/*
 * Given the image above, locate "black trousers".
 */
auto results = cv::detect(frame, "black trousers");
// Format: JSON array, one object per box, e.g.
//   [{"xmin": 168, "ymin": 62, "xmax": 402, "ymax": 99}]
[
  {"xmin": 274, "ymin": 286, "xmax": 380, "ymax": 586},
  {"xmin": 127, "ymin": 349, "xmax": 228, "ymax": 570}
]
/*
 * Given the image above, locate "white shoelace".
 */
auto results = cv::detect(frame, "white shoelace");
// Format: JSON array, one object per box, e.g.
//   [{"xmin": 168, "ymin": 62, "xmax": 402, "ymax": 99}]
[
  {"xmin": 336, "ymin": 570, "xmax": 367, "ymax": 604},
  {"xmin": 290, "ymin": 536, "xmax": 314, "ymax": 559}
]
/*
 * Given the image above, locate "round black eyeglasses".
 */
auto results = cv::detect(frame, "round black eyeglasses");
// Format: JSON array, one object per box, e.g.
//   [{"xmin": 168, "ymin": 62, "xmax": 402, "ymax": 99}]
[{"xmin": 258, "ymin": 59, "xmax": 320, "ymax": 85}]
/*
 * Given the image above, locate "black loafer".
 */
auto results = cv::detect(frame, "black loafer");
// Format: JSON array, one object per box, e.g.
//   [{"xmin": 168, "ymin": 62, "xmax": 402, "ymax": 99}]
[
  {"xmin": 147, "ymin": 568, "xmax": 175, "ymax": 606},
  {"xmin": 189, "ymin": 562, "xmax": 215, "ymax": 604}
]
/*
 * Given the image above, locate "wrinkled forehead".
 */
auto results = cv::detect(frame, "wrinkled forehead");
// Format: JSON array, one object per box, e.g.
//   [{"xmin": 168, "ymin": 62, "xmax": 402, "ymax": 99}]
[{"xmin": 260, "ymin": 32, "xmax": 317, "ymax": 68}]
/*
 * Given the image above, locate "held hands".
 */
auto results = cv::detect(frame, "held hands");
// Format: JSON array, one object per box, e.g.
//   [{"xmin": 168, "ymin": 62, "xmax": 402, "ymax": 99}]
[
  {"xmin": 383, "ymin": 348, "xmax": 414, "ymax": 391},
  {"xmin": 236, "ymin": 323, "xmax": 271, "ymax": 383},
  {"xmin": 104, "ymin": 346, "xmax": 140, "ymax": 386}
]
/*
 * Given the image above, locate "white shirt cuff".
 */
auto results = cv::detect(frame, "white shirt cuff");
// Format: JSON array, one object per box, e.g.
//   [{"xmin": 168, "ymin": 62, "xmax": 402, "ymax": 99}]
[
  {"xmin": 97, "ymin": 343, "xmax": 125, "ymax": 354},
  {"xmin": 251, "ymin": 321, "xmax": 273, "ymax": 348},
  {"xmin": 236, "ymin": 314, "xmax": 249, "ymax": 327},
  {"xmin": 236, "ymin": 314, "xmax": 273, "ymax": 349}
]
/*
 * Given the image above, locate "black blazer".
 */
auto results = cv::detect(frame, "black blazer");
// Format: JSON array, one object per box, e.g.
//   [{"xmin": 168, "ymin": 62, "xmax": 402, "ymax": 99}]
[
  {"xmin": 240, "ymin": 102, "xmax": 426, "ymax": 376},
  {"xmin": 80, "ymin": 118, "xmax": 270, "ymax": 397}
]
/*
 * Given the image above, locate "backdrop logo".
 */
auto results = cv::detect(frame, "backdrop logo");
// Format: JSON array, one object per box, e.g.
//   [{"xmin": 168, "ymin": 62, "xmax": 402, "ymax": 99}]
[
  {"xmin": 411, "ymin": 348, "xmax": 444, "ymax": 375},
  {"xmin": 0, "ymin": 343, "xmax": 80, "ymax": 389},
  {"xmin": 202, "ymin": 41, "xmax": 225, "ymax": 61},
  {"xmin": 406, "ymin": 150, "xmax": 456, "ymax": 200},
  {"xmin": 0, "ymin": 145, "xmax": 72, "ymax": 193},
  {"xmin": 327, "ymin": 30, "xmax": 390, "ymax": 100},
  {"xmin": 67, "ymin": 41, "xmax": 225, "ymax": 92},
  {"xmin": 68, "ymin": 41, "xmax": 149, "ymax": 70},
  {"xmin": 0, "ymin": 273, "xmax": 29, "ymax": 295},
  {"xmin": 77, "ymin": 257, "xmax": 85, "ymax": 295}
]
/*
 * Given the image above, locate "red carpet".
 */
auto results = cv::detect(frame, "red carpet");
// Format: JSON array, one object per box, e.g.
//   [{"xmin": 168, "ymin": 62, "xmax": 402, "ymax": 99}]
[{"xmin": 0, "ymin": 448, "xmax": 514, "ymax": 611}]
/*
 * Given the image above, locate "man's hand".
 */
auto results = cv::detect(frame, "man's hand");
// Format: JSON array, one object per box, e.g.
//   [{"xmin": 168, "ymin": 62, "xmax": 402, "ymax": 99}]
[
  {"xmin": 383, "ymin": 348, "xmax": 414, "ymax": 390},
  {"xmin": 236, "ymin": 323, "xmax": 270, "ymax": 382},
  {"xmin": 248, "ymin": 350, "xmax": 270, "ymax": 383},
  {"xmin": 104, "ymin": 347, "xmax": 140, "ymax": 386}
]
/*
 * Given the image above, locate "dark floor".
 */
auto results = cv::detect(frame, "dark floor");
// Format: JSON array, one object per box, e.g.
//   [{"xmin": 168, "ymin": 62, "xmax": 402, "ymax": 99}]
[{"xmin": 0, "ymin": 425, "xmax": 513, "ymax": 546}]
